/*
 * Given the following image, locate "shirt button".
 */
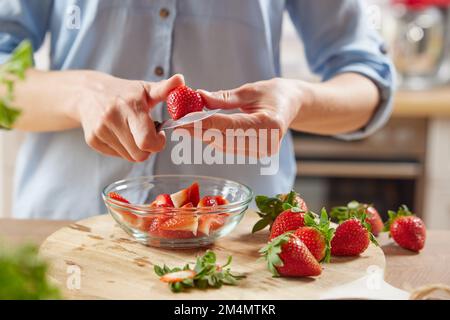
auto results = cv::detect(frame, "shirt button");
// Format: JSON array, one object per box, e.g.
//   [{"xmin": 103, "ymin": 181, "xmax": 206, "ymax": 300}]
[
  {"xmin": 154, "ymin": 66, "xmax": 164, "ymax": 77},
  {"xmin": 380, "ymin": 43, "xmax": 388, "ymax": 54},
  {"xmin": 159, "ymin": 8, "xmax": 170, "ymax": 19}
]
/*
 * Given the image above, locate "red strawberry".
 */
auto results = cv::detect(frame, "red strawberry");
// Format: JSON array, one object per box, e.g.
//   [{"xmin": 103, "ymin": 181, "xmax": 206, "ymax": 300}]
[
  {"xmin": 108, "ymin": 192, "xmax": 139, "ymax": 227},
  {"xmin": 198, "ymin": 195, "xmax": 229, "ymax": 207},
  {"xmin": 108, "ymin": 192, "xmax": 130, "ymax": 204},
  {"xmin": 148, "ymin": 215, "xmax": 171, "ymax": 237},
  {"xmin": 166, "ymin": 85, "xmax": 204, "ymax": 120},
  {"xmin": 253, "ymin": 191, "xmax": 308, "ymax": 233},
  {"xmin": 197, "ymin": 196, "xmax": 228, "ymax": 236},
  {"xmin": 198, "ymin": 214, "xmax": 227, "ymax": 236},
  {"xmin": 269, "ymin": 209, "xmax": 306, "ymax": 240},
  {"xmin": 159, "ymin": 215, "xmax": 199, "ymax": 239},
  {"xmin": 157, "ymin": 203, "xmax": 198, "ymax": 239},
  {"xmin": 331, "ymin": 201, "xmax": 384, "ymax": 236},
  {"xmin": 150, "ymin": 194, "xmax": 174, "ymax": 208},
  {"xmin": 293, "ymin": 209, "xmax": 334, "ymax": 262},
  {"xmin": 278, "ymin": 193, "xmax": 308, "ymax": 212},
  {"xmin": 366, "ymin": 205, "xmax": 384, "ymax": 236},
  {"xmin": 260, "ymin": 232, "xmax": 322, "ymax": 277},
  {"xmin": 331, "ymin": 216, "xmax": 377, "ymax": 256},
  {"xmin": 294, "ymin": 227, "xmax": 325, "ymax": 262},
  {"xmin": 385, "ymin": 206, "xmax": 426, "ymax": 252},
  {"xmin": 170, "ymin": 182, "xmax": 200, "ymax": 208}
]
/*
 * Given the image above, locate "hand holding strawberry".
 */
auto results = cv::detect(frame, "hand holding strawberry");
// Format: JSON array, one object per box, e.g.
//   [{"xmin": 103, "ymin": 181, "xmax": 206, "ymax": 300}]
[
  {"xmin": 166, "ymin": 85, "xmax": 204, "ymax": 120},
  {"xmin": 384, "ymin": 205, "xmax": 426, "ymax": 252}
]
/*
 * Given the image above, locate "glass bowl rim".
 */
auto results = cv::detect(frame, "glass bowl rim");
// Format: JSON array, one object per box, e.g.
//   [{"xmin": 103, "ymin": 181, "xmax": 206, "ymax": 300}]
[{"xmin": 102, "ymin": 174, "xmax": 254, "ymax": 216}]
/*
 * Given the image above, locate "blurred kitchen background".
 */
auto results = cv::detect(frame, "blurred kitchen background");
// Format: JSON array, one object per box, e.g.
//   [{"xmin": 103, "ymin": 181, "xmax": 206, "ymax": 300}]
[{"xmin": 1, "ymin": 0, "xmax": 449, "ymax": 228}]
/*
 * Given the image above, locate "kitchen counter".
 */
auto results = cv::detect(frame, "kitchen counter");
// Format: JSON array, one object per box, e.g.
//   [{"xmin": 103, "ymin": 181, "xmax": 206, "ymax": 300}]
[
  {"xmin": 1, "ymin": 217, "xmax": 449, "ymax": 298},
  {"xmin": 393, "ymin": 86, "xmax": 450, "ymax": 118}
]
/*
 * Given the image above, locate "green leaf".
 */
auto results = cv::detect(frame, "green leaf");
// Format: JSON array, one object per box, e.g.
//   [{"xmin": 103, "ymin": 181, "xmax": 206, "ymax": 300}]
[
  {"xmin": 253, "ymin": 191, "xmax": 305, "ymax": 233},
  {"xmin": 0, "ymin": 99, "xmax": 21, "ymax": 129},
  {"xmin": 0, "ymin": 39, "xmax": 33, "ymax": 129},
  {"xmin": 252, "ymin": 217, "xmax": 271, "ymax": 233},
  {"xmin": 154, "ymin": 265, "xmax": 164, "ymax": 277},
  {"xmin": 0, "ymin": 243, "xmax": 61, "ymax": 299},
  {"xmin": 259, "ymin": 232, "xmax": 293, "ymax": 277},
  {"xmin": 155, "ymin": 250, "xmax": 244, "ymax": 293}
]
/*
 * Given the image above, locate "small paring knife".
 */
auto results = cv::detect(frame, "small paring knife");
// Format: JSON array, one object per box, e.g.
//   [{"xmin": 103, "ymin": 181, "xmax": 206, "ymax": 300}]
[{"xmin": 154, "ymin": 109, "xmax": 221, "ymax": 131}]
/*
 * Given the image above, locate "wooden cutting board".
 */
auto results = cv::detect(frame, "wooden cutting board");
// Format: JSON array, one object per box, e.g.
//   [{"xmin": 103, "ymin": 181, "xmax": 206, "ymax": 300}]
[{"xmin": 39, "ymin": 212, "xmax": 408, "ymax": 300}]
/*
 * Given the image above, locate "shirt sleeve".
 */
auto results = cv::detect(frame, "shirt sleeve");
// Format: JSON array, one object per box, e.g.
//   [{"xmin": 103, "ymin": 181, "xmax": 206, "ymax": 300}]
[
  {"xmin": 285, "ymin": 0, "xmax": 396, "ymax": 140},
  {"xmin": 0, "ymin": 0, "xmax": 53, "ymax": 64}
]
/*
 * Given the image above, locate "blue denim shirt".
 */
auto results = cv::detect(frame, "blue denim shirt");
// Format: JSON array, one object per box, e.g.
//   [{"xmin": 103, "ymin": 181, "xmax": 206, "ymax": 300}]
[{"xmin": 0, "ymin": 0, "xmax": 394, "ymax": 219}]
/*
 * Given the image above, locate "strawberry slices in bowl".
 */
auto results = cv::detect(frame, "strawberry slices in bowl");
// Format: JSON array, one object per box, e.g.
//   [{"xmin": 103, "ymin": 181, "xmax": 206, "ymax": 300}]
[{"xmin": 102, "ymin": 175, "xmax": 253, "ymax": 248}]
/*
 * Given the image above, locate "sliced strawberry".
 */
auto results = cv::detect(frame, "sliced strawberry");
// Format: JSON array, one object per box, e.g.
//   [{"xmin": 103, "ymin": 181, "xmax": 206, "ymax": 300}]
[
  {"xmin": 160, "ymin": 270, "xmax": 196, "ymax": 283},
  {"xmin": 198, "ymin": 214, "xmax": 227, "ymax": 236},
  {"xmin": 108, "ymin": 192, "xmax": 139, "ymax": 227},
  {"xmin": 188, "ymin": 182, "xmax": 200, "ymax": 207},
  {"xmin": 182, "ymin": 202, "xmax": 194, "ymax": 208},
  {"xmin": 159, "ymin": 215, "xmax": 199, "ymax": 239},
  {"xmin": 170, "ymin": 190, "xmax": 188, "ymax": 208},
  {"xmin": 108, "ymin": 192, "xmax": 130, "ymax": 204},
  {"xmin": 170, "ymin": 182, "xmax": 200, "ymax": 208},
  {"xmin": 148, "ymin": 215, "xmax": 171, "ymax": 237},
  {"xmin": 198, "ymin": 195, "xmax": 229, "ymax": 207},
  {"xmin": 150, "ymin": 194, "xmax": 174, "ymax": 208}
]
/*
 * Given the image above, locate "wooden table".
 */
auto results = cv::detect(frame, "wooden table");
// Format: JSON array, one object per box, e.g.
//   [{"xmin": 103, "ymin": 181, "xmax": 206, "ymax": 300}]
[{"xmin": 1, "ymin": 217, "xmax": 449, "ymax": 296}]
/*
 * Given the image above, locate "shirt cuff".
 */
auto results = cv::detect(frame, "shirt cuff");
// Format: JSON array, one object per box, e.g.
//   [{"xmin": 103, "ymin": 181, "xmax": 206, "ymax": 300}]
[{"xmin": 327, "ymin": 62, "xmax": 396, "ymax": 141}]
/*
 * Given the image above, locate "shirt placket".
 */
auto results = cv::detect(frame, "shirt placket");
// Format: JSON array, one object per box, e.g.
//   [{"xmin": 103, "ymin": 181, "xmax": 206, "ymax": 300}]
[
  {"xmin": 145, "ymin": 0, "xmax": 177, "ymax": 178},
  {"xmin": 149, "ymin": 0, "xmax": 176, "ymax": 123}
]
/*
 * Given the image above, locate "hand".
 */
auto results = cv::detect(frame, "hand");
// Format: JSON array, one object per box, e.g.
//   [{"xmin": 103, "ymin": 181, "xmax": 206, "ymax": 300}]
[
  {"xmin": 183, "ymin": 78, "xmax": 310, "ymax": 157},
  {"xmin": 75, "ymin": 72, "xmax": 184, "ymax": 162}
]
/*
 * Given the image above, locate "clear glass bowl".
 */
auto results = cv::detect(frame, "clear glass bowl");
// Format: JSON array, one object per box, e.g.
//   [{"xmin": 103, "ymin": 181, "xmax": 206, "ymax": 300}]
[{"xmin": 102, "ymin": 175, "xmax": 253, "ymax": 248}]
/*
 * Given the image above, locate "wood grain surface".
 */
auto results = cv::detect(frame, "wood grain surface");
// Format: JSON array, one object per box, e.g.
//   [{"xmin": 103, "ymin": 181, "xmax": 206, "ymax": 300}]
[{"xmin": 39, "ymin": 212, "xmax": 386, "ymax": 300}]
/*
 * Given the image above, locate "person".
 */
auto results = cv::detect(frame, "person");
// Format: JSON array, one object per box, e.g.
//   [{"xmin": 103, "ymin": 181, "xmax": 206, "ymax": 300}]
[{"xmin": 0, "ymin": 0, "xmax": 394, "ymax": 219}]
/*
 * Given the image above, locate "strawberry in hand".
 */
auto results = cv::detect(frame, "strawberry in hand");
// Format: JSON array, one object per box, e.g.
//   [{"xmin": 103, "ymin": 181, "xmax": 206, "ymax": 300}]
[
  {"xmin": 384, "ymin": 205, "xmax": 426, "ymax": 252},
  {"xmin": 331, "ymin": 201, "xmax": 384, "ymax": 236},
  {"xmin": 166, "ymin": 85, "xmax": 204, "ymax": 120},
  {"xmin": 331, "ymin": 213, "xmax": 378, "ymax": 257},
  {"xmin": 260, "ymin": 232, "xmax": 322, "ymax": 277}
]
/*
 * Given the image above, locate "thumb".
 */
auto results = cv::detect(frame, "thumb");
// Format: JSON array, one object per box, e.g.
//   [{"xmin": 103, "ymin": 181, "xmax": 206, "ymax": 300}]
[
  {"xmin": 198, "ymin": 88, "xmax": 247, "ymax": 110},
  {"xmin": 144, "ymin": 74, "xmax": 185, "ymax": 105}
]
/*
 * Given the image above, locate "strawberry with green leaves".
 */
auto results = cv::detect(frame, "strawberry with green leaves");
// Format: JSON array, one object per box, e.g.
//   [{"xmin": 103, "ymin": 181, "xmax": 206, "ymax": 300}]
[
  {"xmin": 331, "ymin": 201, "xmax": 384, "ymax": 236},
  {"xmin": 154, "ymin": 250, "xmax": 245, "ymax": 292},
  {"xmin": 269, "ymin": 208, "xmax": 306, "ymax": 240},
  {"xmin": 384, "ymin": 205, "xmax": 426, "ymax": 252},
  {"xmin": 297, "ymin": 209, "xmax": 334, "ymax": 262},
  {"xmin": 253, "ymin": 191, "xmax": 308, "ymax": 233},
  {"xmin": 331, "ymin": 213, "xmax": 378, "ymax": 256},
  {"xmin": 260, "ymin": 232, "xmax": 322, "ymax": 277}
]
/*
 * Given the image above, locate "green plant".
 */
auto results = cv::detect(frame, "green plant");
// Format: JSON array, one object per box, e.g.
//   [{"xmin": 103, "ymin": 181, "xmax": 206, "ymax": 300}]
[
  {"xmin": 0, "ymin": 40, "xmax": 33, "ymax": 129},
  {"xmin": 0, "ymin": 243, "xmax": 61, "ymax": 300},
  {"xmin": 155, "ymin": 250, "xmax": 245, "ymax": 293}
]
